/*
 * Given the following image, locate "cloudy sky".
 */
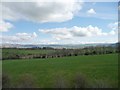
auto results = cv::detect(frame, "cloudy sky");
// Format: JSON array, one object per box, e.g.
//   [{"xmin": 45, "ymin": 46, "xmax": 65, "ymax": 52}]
[{"xmin": 0, "ymin": 0, "xmax": 119, "ymax": 44}]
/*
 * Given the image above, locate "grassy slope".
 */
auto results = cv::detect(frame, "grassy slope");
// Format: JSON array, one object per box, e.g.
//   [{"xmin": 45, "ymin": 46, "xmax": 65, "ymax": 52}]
[{"xmin": 3, "ymin": 54, "xmax": 118, "ymax": 88}]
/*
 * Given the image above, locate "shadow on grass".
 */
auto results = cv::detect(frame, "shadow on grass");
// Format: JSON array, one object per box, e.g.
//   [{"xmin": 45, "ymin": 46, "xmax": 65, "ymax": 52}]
[
  {"xmin": 2, "ymin": 73, "xmax": 11, "ymax": 88},
  {"xmin": 53, "ymin": 74, "xmax": 68, "ymax": 88},
  {"xmin": 16, "ymin": 73, "xmax": 36, "ymax": 88},
  {"xmin": 2, "ymin": 72, "xmax": 113, "ymax": 88},
  {"xmin": 71, "ymin": 73, "xmax": 88, "ymax": 88}
]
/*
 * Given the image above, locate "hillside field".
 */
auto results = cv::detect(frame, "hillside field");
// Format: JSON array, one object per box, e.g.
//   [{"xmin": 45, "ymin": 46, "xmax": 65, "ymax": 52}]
[{"xmin": 2, "ymin": 54, "xmax": 118, "ymax": 88}]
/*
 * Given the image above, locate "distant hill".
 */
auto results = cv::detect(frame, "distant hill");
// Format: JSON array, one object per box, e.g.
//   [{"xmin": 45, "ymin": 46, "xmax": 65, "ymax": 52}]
[{"xmin": 1, "ymin": 42, "xmax": 118, "ymax": 49}]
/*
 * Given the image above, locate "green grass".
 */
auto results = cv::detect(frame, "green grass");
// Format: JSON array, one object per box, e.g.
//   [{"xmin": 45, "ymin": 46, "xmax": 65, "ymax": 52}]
[{"xmin": 3, "ymin": 54, "xmax": 118, "ymax": 88}]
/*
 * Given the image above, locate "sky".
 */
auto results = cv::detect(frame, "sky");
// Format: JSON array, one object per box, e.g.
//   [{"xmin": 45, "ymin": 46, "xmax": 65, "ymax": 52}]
[{"xmin": 0, "ymin": 0, "xmax": 119, "ymax": 44}]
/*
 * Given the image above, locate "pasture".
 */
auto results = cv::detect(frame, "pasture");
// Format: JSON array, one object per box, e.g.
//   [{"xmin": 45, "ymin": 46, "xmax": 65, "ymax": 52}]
[{"xmin": 2, "ymin": 54, "xmax": 118, "ymax": 88}]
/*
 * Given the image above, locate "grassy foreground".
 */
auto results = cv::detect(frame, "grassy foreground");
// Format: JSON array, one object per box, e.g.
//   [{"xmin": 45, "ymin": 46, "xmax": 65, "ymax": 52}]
[{"xmin": 3, "ymin": 54, "xmax": 118, "ymax": 88}]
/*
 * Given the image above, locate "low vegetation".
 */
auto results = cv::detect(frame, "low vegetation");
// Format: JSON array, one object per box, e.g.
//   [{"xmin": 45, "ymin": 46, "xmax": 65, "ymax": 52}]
[{"xmin": 2, "ymin": 46, "xmax": 118, "ymax": 60}]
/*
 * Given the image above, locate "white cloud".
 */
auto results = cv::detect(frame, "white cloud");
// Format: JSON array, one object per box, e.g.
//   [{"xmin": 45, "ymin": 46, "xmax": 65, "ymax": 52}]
[
  {"xmin": 108, "ymin": 22, "xmax": 118, "ymax": 31},
  {"xmin": 39, "ymin": 27, "xmax": 72, "ymax": 40},
  {"xmin": 53, "ymin": 34, "xmax": 73, "ymax": 40},
  {"xmin": 16, "ymin": 32, "xmax": 37, "ymax": 38},
  {"xmin": 108, "ymin": 22, "xmax": 118, "ymax": 36},
  {"xmin": 1, "ymin": 32, "xmax": 37, "ymax": 43},
  {"xmin": 71, "ymin": 25, "xmax": 107, "ymax": 36},
  {"xmin": 109, "ymin": 30, "xmax": 116, "ymax": 35},
  {"xmin": 36, "ymin": 39, "xmax": 59, "ymax": 45},
  {"xmin": 87, "ymin": 8, "xmax": 96, "ymax": 14},
  {"xmin": 0, "ymin": 20, "xmax": 13, "ymax": 32},
  {"xmin": 39, "ymin": 25, "xmax": 115, "ymax": 40},
  {"xmin": 33, "ymin": 32, "xmax": 37, "ymax": 37},
  {"xmin": 2, "ymin": 0, "xmax": 83, "ymax": 23}
]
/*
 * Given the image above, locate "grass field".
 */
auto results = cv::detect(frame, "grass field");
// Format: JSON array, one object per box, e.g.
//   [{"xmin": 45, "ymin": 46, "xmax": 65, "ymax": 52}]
[{"xmin": 3, "ymin": 54, "xmax": 118, "ymax": 88}]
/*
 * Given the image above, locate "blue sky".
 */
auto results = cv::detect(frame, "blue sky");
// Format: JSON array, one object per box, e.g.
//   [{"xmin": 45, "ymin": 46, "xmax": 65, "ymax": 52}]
[{"xmin": 0, "ymin": 1, "xmax": 118, "ymax": 44}]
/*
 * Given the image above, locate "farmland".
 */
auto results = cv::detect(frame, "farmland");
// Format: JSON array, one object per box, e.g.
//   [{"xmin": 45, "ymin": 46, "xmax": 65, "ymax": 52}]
[{"xmin": 3, "ymin": 54, "xmax": 118, "ymax": 88}]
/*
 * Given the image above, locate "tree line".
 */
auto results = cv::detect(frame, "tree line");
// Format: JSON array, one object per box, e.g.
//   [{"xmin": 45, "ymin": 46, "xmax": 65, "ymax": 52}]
[{"xmin": 2, "ymin": 45, "xmax": 119, "ymax": 60}]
